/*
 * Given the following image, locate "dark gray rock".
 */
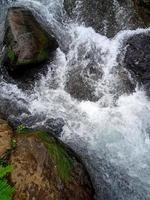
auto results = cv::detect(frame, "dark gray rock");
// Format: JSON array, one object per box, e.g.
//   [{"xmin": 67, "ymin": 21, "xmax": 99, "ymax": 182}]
[
  {"xmin": 132, "ymin": 0, "xmax": 150, "ymax": 25},
  {"xmin": 64, "ymin": 0, "xmax": 143, "ymax": 37},
  {"xmin": 123, "ymin": 32, "xmax": 150, "ymax": 95},
  {"xmin": 45, "ymin": 118, "xmax": 65, "ymax": 136},
  {"xmin": 65, "ymin": 65, "xmax": 102, "ymax": 102}
]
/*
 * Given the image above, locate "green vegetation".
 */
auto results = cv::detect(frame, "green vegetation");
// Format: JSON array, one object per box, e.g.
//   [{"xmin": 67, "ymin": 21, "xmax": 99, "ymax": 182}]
[
  {"xmin": 16, "ymin": 124, "xmax": 29, "ymax": 134},
  {"xmin": 47, "ymin": 141, "xmax": 73, "ymax": 182},
  {"xmin": 37, "ymin": 50, "xmax": 49, "ymax": 62},
  {"xmin": 37, "ymin": 131, "xmax": 74, "ymax": 182},
  {"xmin": 0, "ymin": 150, "xmax": 11, "ymax": 167},
  {"xmin": 0, "ymin": 165, "xmax": 12, "ymax": 178},
  {"xmin": 7, "ymin": 47, "xmax": 15, "ymax": 63},
  {"xmin": 0, "ymin": 137, "xmax": 16, "ymax": 199},
  {"xmin": 0, "ymin": 165, "xmax": 14, "ymax": 200},
  {"xmin": 11, "ymin": 139, "xmax": 17, "ymax": 149},
  {"xmin": 16, "ymin": 59, "xmax": 32, "ymax": 66},
  {"xmin": 16, "ymin": 124, "xmax": 74, "ymax": 182}
]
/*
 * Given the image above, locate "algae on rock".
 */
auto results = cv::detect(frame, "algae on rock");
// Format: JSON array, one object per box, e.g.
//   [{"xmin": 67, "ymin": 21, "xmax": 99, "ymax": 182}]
[{"xmin": 10, "ymin": 127, "xmax": 94, "ymax": 200}]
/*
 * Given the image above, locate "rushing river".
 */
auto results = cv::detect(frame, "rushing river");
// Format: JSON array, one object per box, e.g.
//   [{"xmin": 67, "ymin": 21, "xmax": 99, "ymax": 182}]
[{"xmin": 1, "ymin": 0, "xmax": 150, "ymax": 199}]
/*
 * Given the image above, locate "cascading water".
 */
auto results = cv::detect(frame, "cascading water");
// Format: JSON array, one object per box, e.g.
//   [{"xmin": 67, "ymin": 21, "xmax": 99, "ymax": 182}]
[{"xmin": 1, "ymin": 0, "xmax": 150, "ymax": 199}]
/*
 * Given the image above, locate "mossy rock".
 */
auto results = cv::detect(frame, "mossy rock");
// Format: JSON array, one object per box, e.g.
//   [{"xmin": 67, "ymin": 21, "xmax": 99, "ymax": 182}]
[
  {"xmin": 32, "ymin": 131, "xmax": 74, "ymax": 182},
  {"xmin": 0, "ymin": 119, "xmax": 16, "ymax": 200},
  {"xmin": 9, "ymin": 129, "xmax": 94, "ymax": 200},
  {"xmin": 2, "ymin": 7, "xmax": 58, "ymax": 73}
]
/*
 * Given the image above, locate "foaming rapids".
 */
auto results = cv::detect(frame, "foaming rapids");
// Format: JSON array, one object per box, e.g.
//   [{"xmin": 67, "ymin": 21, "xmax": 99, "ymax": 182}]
[{"xmin": 1, "ymin": 0, "xmax": 150, "ymax": 199}]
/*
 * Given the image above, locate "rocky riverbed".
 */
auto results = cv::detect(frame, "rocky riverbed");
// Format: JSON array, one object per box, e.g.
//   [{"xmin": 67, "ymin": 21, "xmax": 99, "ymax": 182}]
[{"xmin": 1, "ymin": 0, "xmax": 150, "ymax": 200}]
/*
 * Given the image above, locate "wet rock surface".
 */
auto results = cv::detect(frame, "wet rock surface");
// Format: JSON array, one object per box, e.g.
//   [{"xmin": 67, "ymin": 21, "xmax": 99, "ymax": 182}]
[
  {"xmin": 124, "ymin": 33, "xmax": 150, "ymax": 95},
  {"xmin": 2, "ymin": 7, "xmax": 58, "ymax": 74},
  {"xmin": 64, "ymin": 0, "xmax": 143, "ymax": 37},
  {"xmin": 65, "ymin": 67, "xmax": 100, "ymax": 101}
]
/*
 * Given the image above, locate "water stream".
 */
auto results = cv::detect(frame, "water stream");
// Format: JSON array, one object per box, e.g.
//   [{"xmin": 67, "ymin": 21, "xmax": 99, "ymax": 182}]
[{"xmin": 1, "ymin": 0, "xmax": 150, "ymax": 199}]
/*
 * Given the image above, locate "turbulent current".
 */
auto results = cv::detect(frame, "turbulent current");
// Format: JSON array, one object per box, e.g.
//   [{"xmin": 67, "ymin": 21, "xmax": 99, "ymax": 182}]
[{"xmin": 1, "ymin": 0, "xmax": 150, "ymax": 199}]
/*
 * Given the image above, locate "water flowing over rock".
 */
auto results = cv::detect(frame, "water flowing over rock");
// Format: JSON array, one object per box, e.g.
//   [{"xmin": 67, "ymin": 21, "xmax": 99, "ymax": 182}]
[
  {"xmin": 65, "ymin": 66, "xmax": 101, "ymax": 101},
  {"xmin": 124, "ymin": 32, "xmax": 150, "ymax": 96},
  {"xmin": 10, "ymin": 130, "xmax": 94, "ymax": 200},
  {"xmin": 64, "ymin": 0, "xmax": 144, "ymax": 37},
  {"xmin": 2, "ymin": 7, "xmax": 58, "ymax": 74}
]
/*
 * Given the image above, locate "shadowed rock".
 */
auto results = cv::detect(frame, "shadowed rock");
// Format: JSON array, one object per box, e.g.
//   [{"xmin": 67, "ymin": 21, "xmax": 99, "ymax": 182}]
[
  {"xmin": 123, "ymin": 33, "xmax": 150, "ymax": 96},
  {"xmin": 132, "ymin": 0, "xmax": 150, "ymax": 25}
]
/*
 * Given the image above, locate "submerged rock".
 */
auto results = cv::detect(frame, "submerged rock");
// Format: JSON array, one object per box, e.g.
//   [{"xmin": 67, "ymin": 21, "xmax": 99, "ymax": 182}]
[
  {"xmin": 65, "ymin": 66, "xmax": 102, "ymax": 102},
  {"xmin": 2, "ymin": 7, "xmax": 58, "ymax": 73},
  {"xmin": 9, "ymin": 129, "xmax": 94, "ymax": 199}
]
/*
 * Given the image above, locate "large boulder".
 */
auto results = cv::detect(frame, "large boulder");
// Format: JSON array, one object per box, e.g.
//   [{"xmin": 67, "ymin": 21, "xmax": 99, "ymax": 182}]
[
  {"xmin": 9, "ymin": 130, "xmax": 94, "ymax": 199},
  {"xmin": 2, "ymin": 7, "xmax": 58, "ymax": 73},
  {"xmin": 0, "ymin": 118, "xmax": 94, "ymax": 199},
  {"xmin": 123, "ymin": 33, "xmax": 150, "ymax": 95}
]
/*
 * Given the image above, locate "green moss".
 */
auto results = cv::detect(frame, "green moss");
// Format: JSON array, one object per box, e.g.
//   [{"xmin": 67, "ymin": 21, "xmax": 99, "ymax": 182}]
[
  {"xmin": 16, "ymin": 125, "xmax": 74, "ymax": 182},
  {"xmin": 39, "ymin": 31, "xmax": 48, "ymax": 47},
  {"xmin": 7, "ymin": 47, "xmax": 15, "ymax": 63},
  {"xmin": 37, "ymin": 131, "xmax": 74, "ymax": 182},
  {"xmin": 37, "ymin": 50, "xmax": 49, "ymax": 61},
  {"xmin": 16, "ymin": 58, "xmax": 34, "ymax": 66},
  {"xmin": 16, "ymin": 50, "xmax": 49, "ymax": 65}
]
